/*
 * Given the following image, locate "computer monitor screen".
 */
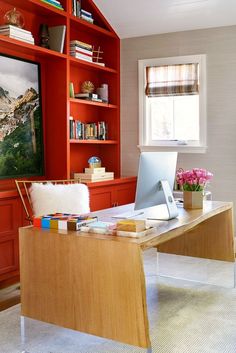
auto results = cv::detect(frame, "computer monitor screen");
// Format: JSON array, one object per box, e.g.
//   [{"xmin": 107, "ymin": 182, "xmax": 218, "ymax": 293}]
[{"xmin": 134, "ymin": 152, "xmax": 178, "ymax": 219}]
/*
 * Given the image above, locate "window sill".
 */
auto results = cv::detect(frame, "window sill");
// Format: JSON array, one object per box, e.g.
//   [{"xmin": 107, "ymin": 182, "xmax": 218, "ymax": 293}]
[{"xmin": 138, "ymin": 145, "xmax": 207, "ymax": 154}]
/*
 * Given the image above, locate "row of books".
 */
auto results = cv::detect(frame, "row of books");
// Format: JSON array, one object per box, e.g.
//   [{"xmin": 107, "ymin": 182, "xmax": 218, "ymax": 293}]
[
  {"xmin": 33, "ymin": 212, "xmax": 154, "ymax": 237},
  {"xmin": 0, "ymin": 25, "xmax": 34, "ymax": 45},
  {"xmin": 70, "ymin": 39, "xmax": 93, "ymax": 62},
  {"xmin": 71, "ymin": 1, "xmax": 94, "ymax": 24},
  {"xmin": 33, "ymin": 213, "xmax": 98, "ymax": 231},
  {"xmin": 69, "ymin": 118, "xmax": 107, "ymax": 140},
  {"xmin": 41, "ymin": 0, "xmax": 64, "ymax": 10}
]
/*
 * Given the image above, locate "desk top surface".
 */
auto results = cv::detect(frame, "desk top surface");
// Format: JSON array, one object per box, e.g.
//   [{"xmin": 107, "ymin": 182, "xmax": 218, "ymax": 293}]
[{"xmin": 23, "ymin": 201, "xmax": 233, "ymax": 250}]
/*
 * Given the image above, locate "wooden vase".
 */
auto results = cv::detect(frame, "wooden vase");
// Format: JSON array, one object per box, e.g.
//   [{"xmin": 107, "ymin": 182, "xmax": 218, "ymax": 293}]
[{"xmin": 183, "ymin": 190, "xmax": 203, "ymax": 209}]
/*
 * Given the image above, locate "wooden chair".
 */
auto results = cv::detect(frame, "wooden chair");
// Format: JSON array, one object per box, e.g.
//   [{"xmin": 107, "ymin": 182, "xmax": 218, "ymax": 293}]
[{"xmin": 15, "ymin": 179, "xmax": 83, "ymax": 224}]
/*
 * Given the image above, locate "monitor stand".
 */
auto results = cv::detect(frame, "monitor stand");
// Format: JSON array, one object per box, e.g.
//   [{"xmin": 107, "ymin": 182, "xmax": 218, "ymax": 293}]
[{"xmin": 147, "ymin": 180, "xmax": 179, "ymax": 221}]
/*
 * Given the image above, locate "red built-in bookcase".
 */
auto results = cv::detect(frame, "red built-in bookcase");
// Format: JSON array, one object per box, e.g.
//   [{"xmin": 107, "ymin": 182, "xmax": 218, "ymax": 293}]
[
  {"xmin": 0, "ymin": 0, "xmax": 120, "ymax": 182},
  {"xmin": 0, "ymin": 0, "xmax": 136, "ymax": 286}
]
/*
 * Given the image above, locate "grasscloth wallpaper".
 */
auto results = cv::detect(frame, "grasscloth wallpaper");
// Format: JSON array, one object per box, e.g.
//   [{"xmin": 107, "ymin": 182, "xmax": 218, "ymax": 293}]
[{"xmin": 121, "ymin": 25, "xmax": 236, "ymax": 222}]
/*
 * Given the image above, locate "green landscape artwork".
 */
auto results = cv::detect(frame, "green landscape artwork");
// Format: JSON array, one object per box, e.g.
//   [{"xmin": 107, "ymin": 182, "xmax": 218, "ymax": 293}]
[{"xmin": 0, "ymin": 54, "xmax": 44, "ymax": 179}]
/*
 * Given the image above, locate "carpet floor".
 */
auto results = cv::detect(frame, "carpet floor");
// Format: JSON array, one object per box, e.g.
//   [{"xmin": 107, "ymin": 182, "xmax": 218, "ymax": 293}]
[{"xmin": 0, "ymin": 249, "xmax": 236, "ymax": 353}]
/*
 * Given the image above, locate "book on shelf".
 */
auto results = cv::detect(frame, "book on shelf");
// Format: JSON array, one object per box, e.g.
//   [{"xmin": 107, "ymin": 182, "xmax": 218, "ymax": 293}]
[
  {"xmin": 72, "ymin": 0, "xmax": 81, "ymax": 16},
  {"xmin": 0, "ymin": 25, "xmax": 32, "ymax": 36},
  {"xmin": 70, "ymin": 53, "xmax": 93, "ymax": 62},
  {"xmin": 81, "ymin": 15, "xmax": 94, "ymax": 24},
  {"xmin": 82, "ymin": 97, "xmax": 103, "ymax": 103},
  {"xmin": 74, "ymin": 172, "xmax": 114, "ymax": 181},
  {"xmin": 81, "ymin": 9, "xmax": 93, "ymax": 17},
  {"xmin": 76, "ymin": 0, "xmax": 81, "ymax": 16},
  {"xmin": 84, "ymin": 167, "xmax": 106, "ymax": 174},
  {"xmin": 48, "ymin": 25, "xmax": 66, "ymax": 53},
  {"xmin": 0, "ymin": 31, "xmax": 34, "ymax": 41},
  {"xmin": 40, "ymin": 0, "xmax": 64, "ymax": 10},
  {"xmin": 0, "ymin": 25, "xmax": 34, "ymax": 44},
  {"xmin": 69, "ymin": 83, "xmax": 75, "ymax": 98},
  {"xmin": 74, "ymin": 93, "xmax": 98, "ymax": 99},
  {"xmin": 70, "ymin": 48, "xmax": 92, "ymax": 57},
  {"xmin": 1, "ymin": 33, "xmax": 34, "ymax": 44},
  {"xmin": 70, "ymin": 40, "xmax": 92, "ymax": 51},
  {"xmin": 70, "ymin": 45, "xmax": 92, "ymax": 56}
]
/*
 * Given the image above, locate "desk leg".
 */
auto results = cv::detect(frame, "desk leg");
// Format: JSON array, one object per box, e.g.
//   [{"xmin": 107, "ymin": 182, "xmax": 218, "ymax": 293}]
[
  {"xmin": 234, "ymin": 262, "xmax": 236, "ymax": 288},
  {"xmin": 20, "ymin": 229, "xmax": 151, "ymax": 348},
  {"xmin": 20, "ymin": 315, "xmax": 28, "ymax": 353},
  {"xmin": 157, "ymin": 208, "xmax": 235, "ymax": 262}
]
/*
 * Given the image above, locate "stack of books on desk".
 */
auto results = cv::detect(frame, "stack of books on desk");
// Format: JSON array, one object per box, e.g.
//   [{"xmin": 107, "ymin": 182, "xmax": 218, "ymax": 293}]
[
  {"xmin": 0, "ymin": 25, "xmax": 35, "ymax": 45},
  {"xmin": 74, "ymin": 167, "xmax": 114, "ymax": 182},
  {"xmin": 70, "ymin": 40, "xmax": 93, "ymax": 62},
  {"xmin": 33, "ymin": 213, "xmax": 98, "ymax": 231}
]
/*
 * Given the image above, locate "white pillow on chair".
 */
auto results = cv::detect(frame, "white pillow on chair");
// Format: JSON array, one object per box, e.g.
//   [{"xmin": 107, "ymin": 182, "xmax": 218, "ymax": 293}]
[{"xmin": 29, "ymin": 183, "xmax": 90, "ymax": 217}]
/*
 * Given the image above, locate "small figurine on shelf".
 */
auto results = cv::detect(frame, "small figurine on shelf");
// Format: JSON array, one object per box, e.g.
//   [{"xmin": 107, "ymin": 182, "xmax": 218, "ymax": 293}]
[
  {"xmin": 88, "ymin": 156, "xmax": 101, "ymax": 168},
  {"xmin": 81, "ymin": 80, "xmax": 95, "ymax": 93},
  {"xmin": 39, "ymin": 24, "xmax": 50, "ymax": 48},
  {"xmin": 4, "ymin": 7, "xmax": 25, "ymax": 28}
]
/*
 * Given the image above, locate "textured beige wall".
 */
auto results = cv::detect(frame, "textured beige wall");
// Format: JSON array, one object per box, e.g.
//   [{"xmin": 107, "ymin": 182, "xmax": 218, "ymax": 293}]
[{"xmin": 121, "ymin": 26, "xmax": 236, "ymax": 207}]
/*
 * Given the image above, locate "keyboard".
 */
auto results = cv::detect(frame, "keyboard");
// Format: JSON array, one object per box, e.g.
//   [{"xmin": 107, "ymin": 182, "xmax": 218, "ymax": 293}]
[{"xmin": 112, "ymin": 211, "xmax": 145, "ymax": 219}]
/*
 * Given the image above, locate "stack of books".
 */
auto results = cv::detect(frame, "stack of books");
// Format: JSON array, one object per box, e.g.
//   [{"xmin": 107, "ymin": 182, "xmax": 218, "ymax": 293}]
[
  {"xmin": 69, "ymin": 117, "xmax": 107, "ymax": 140},
  {"xmin": 74, "ymin": 167, "xmax": 114, "ymax": 183},
  {"xmin": 41, "ymin": 0, "xmax": 64, "ymax": 11},
  {"xmin": 74, "ymin": 92, "xmax": 102, "ymax": 103},
  {"xmin": 80, "ymin": 9, "xmax": 94, "ymax": 24},
  {"xmin": 70, "ymin": 40, "xmax": 93, "ymax": 62},
  {"xmin": 0, "ymin": 25, "xmax": 35, "ymax": 45},
  {"xmin": 33, "ymin": 213, "xmax": 98, "ymax": 231},
  {"xmin": 71, "ymin": 1, "xmax": 94, "ymax": 24}
]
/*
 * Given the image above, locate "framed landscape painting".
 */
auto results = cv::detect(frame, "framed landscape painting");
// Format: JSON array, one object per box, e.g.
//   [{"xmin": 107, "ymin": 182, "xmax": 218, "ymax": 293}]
[{"xmin": 0, "ymin": 53, "xmax": 44, "ymax": 179}]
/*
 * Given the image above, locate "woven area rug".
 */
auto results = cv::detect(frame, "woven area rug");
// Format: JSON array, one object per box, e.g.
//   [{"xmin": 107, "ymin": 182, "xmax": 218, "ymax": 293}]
[{"xmin": 0, "ymin": 249, "xmax": 236, "ymax": 353}]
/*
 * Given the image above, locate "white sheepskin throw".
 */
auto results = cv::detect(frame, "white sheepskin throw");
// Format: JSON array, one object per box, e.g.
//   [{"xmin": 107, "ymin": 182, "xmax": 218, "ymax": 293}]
[{"xmin": 29, "ymin": 183, "xmax": 90, "ymax": 216}]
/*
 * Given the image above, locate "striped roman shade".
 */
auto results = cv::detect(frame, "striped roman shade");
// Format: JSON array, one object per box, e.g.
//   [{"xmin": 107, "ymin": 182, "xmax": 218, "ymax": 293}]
[{"xmin": 145, "ymin": 63, "xmax": 199, "ymax": 97}]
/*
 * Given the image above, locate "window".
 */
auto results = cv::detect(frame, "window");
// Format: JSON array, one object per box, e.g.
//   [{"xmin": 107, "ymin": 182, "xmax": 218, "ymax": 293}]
[{"xmin": 138, "ymin": 55, "xmax": 207, "ymax": 153}]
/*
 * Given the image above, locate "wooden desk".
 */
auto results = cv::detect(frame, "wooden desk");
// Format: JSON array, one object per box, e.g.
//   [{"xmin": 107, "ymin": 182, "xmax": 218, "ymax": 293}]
[{"xmin": 19, "ymin": 201, "xmax": 235, "ymax": 350}]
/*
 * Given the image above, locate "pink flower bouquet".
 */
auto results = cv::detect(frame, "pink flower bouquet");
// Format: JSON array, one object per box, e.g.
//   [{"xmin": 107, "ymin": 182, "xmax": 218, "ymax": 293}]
[{"xmin": 176, "ymin": 168, "xmax": 213, "ymax": 192}]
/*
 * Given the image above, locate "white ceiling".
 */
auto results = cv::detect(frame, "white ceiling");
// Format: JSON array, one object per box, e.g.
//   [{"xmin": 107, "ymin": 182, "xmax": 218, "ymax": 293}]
[{"xmin": 93, "ymin": 0, "xmax": 236, "ymax": 39}]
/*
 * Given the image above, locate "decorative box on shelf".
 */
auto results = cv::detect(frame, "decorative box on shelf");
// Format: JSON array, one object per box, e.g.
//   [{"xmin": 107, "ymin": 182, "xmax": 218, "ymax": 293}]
[{"xmin": 74, "ymin": 166, "xmax": 114, "ymax": 183}]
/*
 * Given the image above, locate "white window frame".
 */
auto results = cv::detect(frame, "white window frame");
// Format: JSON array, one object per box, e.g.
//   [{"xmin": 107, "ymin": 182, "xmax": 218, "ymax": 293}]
[{"xmin": 138, "ymin": 55, "xmax": 207, "ymax": 153}]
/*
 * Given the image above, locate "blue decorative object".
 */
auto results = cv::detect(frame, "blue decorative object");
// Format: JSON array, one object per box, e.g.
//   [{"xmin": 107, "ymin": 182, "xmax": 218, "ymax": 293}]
[{"xmin": 88, "ymin": 156, "xmax": 101, "ymax": 168}]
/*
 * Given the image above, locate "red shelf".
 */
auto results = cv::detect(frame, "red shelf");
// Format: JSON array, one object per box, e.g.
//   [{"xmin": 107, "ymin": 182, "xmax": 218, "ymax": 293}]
[
  {"xmin": 69, "ymin": 56, "xmax": 117, "ymax": 74},
  {"xmin": 0, "ymin": 35, "xmax": 67, "ymax": 60},
  {"xmin": 70, "ymin": 15, "xmax": 117, "ymax": 38},
  {"xmin": 3, "ymin": 0, "xmax": 67, "ymax": 17},
  {"xmin": 70, "ymin": 139, "xmax": 118, "ymax": 145},
  {"xmin": 70, "ymin": 98, "xmax": 117, "ymax": 109}
]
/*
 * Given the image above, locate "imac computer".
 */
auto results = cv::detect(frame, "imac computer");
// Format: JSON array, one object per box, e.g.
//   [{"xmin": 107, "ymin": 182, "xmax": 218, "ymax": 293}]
[{"xmin": 134, "ymin": 151, "xmax": 178, "ymax": 220}]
